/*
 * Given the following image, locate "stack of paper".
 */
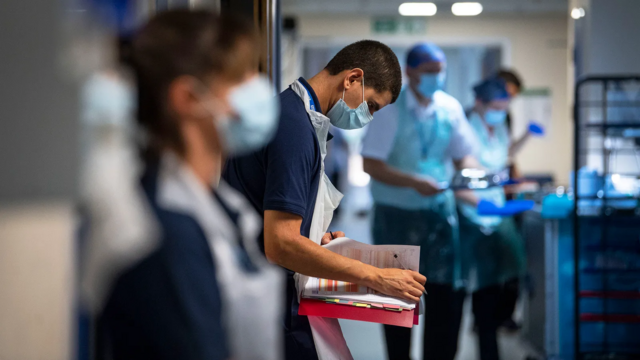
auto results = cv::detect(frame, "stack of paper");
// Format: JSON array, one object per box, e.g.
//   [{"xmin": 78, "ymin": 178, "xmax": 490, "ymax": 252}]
[
  {"xmin": 300, "ymin": 237, "xmax": 420, "ymax": 311},
  {"xmin": 298, "ymin": 297, "xmax": 419, "ymax": 328}
]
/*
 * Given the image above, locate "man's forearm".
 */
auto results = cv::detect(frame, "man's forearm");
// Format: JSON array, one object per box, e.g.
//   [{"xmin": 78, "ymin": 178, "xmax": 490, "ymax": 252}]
[
  {"xmin": 263, "ymin": 210, "xmax": 427, "ymax": 302},
  {"xmin": 264, "ymin": 211, "xmax": 379, "ymax": 287},
  {"xmin": 455, "ymin": 189, "xmax": 480, "ymax": 206},
  {"xmin": 509, "ymin": 133, "xmax": 530, "ymax": 157},
  {"xmin": 453, "ymin": 155, "xmax": 480, "ymax": 171},
  {"xmin": 274, "ymin": 233, "xmax": 379, "ymax": 285}
]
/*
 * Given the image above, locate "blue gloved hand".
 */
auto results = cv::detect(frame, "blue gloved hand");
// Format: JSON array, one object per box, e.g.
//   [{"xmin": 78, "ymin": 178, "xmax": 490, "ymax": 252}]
[
  {"xmin": 478, "ymin": 199, "xmax": 535, "ymax": 216},
  {"xmin": 528, "ymin": 121, "xmax": 545, "ymax": 136},
  {"xmin": 505, "ymin": 200, "xmax": 535, "ymax": 213},
  {"xmin": 477, "ymin": 200, "xmax": 500, "ymax": 214}
]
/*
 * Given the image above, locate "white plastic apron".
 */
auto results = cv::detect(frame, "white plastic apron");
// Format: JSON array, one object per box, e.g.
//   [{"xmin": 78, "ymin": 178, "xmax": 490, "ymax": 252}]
[
  {"xmin": 80, "ymin": 129, "xmax": 160, "ymax": 314},
  {"xmin": 157, "ymin": 153, "xmax": 284, "ymax": 360},
  {"xmin": 290, "ymin": 81, "xmax": 352, "ymax": 360}
]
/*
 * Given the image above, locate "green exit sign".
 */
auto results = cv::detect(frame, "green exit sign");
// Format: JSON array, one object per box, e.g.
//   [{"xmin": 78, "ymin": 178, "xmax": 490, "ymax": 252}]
[{"xmin": 372, "ymin": 17, "xmax": 427, "ymax": 35}]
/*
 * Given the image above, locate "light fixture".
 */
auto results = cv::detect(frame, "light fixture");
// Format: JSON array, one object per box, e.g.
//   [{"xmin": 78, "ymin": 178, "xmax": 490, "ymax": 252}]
[
  {"xmin": 398, "ymin": 2, "xmax": 438, "ymax": 16},
  {"xmin": 571, "ymin": 7, "xmax": 586, "ymax": 19},
  {"xmin": 451, "ymin": 2, "xmax": 483, "ymax": 16}
]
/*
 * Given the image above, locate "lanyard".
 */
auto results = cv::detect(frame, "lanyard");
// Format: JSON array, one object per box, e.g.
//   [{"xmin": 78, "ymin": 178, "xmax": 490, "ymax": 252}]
[
  {"xmin": 414, "ymin": 109, "xmax": 439, "ymax": 159},
  {"xmin": 301, "ymin": 82, "xmax": 316, "ymax": 111}
]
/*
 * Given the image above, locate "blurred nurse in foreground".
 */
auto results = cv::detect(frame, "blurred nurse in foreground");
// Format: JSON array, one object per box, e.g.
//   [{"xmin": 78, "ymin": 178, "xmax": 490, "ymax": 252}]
[{"xmin": 88, "ymin": 10, "xmax": 283, "ymax": 360}]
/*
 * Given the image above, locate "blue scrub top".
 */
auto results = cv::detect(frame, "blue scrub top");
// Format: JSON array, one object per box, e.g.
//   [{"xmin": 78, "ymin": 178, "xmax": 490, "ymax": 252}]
[
  {"xmin": 223, "ymin": 77, "xmax": 324, "ymax": 360},
  {"xmin": 224, "ymin": 77, "xmax": 322, "ymax": 251},
  {"xmin": 98, "ymin": 163, "xmax": 229, "ymax": 360}
]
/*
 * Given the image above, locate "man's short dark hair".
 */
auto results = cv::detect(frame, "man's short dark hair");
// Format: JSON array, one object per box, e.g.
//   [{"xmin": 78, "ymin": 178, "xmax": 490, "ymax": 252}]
[
  {"xmin": 497, "ymin": 69, "xmax": 523, "ymax": 91},
  {"xmin": 324, "ymin": 40, "xmax": 402, "ymax": 104}
]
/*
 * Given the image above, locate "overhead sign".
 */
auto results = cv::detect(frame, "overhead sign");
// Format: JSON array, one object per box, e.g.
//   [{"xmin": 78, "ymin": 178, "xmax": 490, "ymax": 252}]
[{"xmin": 372, "ymin": 17, "xmax": 427, "ymax": 35}]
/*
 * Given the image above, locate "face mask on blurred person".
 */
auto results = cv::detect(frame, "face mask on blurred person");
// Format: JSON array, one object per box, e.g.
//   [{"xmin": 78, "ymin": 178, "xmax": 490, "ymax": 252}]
[
  {"xmin": 417, "ymin": 72, "xmax": 445, "ymax": 99},
  {"xmin": 201, "ymin": 75, "xmax": 279, "ymax": 156},
  {"xmin": 82, "ymin": 72, "xmax": 134, "ymax": 127},
  {"xmin": 326, "ymin": 76, "xmax": 373, "ymax": 130},
  {"xmin": 484, "ymin": 109, "xmax": 507, "ymax": 127}
]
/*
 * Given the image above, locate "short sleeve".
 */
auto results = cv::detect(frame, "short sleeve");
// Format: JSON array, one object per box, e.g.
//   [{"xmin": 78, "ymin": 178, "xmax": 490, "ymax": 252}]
[
  {"xmin": 446, "ymin": 99, "xmax": 478, "ymax": 160},
  {"xmin": 263, "ymin": 110, "xmax": 319, "ymax": 218},
  {"xmin": 361, "ymin": 104, "xmax": 399, "ymax": 161}
]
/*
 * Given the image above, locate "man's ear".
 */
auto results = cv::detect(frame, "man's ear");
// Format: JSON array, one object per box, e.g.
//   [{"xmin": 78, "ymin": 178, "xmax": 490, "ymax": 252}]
[
  {"xmin": 168, "ymin": 76, "xmax": 207, "ymax": 122},
  {"xmin": 343, "ymin": 68, "xmax": 364, "ymax": 90}
]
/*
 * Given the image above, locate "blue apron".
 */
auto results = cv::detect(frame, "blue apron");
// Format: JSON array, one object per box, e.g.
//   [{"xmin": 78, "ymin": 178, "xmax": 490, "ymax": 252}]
[
  {"xmin": 459, "ymin": 112, "xmax": 526, "ymax": 290},
  {"xmin": 458, "ymin": 112, "xmax": 509, "ymax": 229},
  {"xmin": 371, "ymin": 88, "xmax": 462, "ymax": 287}
]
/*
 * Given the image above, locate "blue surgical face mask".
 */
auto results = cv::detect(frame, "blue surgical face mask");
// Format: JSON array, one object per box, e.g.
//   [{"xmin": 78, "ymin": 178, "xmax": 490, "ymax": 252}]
[
  {"xmin": 326, "ymin": 77, "xmax": 373, "ymax": 130},
  {"xmin": 417, "ymin": 72, "xmax": 445, "ymax": 99},
  {"xmin": 484, "ymin": 109, "xmax": 507, "ymax": 127},
  {"xmin": 82, "ymin": 73, "xmax": 134, "ymax": 127},
  {"xmin": 205, "ymin": 75, "xmax": 279, "ymax": 156}
]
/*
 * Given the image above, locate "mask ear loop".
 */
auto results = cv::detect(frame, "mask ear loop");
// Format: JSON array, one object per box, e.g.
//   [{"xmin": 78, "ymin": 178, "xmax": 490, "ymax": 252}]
[
  {"xmin": 343, "ymin": 75, "xmax": 366, "ymax": 102},
  {"xmin": 190, "ymin": 78, "xmax": 234, "ymax": 130}
]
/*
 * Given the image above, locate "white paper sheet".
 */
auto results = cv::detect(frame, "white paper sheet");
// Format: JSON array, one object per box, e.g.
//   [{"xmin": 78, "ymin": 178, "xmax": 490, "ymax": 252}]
[{"xmin": 302, "ymin": 237, "xmax": 420, "ymax": 309}]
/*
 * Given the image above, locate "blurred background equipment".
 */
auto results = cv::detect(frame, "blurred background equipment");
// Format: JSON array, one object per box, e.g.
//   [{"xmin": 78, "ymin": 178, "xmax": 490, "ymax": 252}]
[{"xmin": 569, "ymin": 75, "xmax": 640, "ymax": 358}]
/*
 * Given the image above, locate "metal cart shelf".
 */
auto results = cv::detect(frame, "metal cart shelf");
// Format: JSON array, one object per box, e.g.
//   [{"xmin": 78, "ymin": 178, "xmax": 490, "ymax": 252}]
[{"xmin": 573, "ymin": 75, "xmax": 640, "ymax": 360}]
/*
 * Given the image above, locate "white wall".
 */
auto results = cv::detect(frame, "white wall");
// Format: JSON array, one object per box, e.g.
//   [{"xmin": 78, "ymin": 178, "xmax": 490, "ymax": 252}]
[
  {"xmin": 0, "ymin": 2, "xmax": 79, "ymax": 358},
  {"xmin": 0, "ymin": 203, "xmax": 74, "ymax": 360},
  {"xmin": 294, "ymin": 14, "xmax": 572, "ymax": 184},
  {"xmin": 568, "ymin": 0, "xmax": 640, "ymax": 176},
  {"xmin": 581, "ymin": 0, "xmax": 640, "ymax": 75}
]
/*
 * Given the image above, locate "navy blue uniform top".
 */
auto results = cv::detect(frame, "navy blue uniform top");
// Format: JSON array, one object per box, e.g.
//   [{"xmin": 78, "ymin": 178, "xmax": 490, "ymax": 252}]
[
  {"xmin": 98, "ymin": 164, "xmax": 229, "ymax": 360},
  {"xmin": 224, "ymin": 77, "xmax": 323, "ymax": 251},
  {"xmin": 223, "ymin": 77, "xmax": 324, "ymax": 360}
]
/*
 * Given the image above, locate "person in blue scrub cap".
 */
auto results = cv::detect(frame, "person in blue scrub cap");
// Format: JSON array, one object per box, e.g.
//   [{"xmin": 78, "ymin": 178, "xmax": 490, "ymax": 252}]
[
  {"xmin": 362, "ymin": 42, "xmax": 480, "ymax": 360},
  {"xmin": 495, "ymin": 69, "xmax": 543, "ymax": 334},
  {"xmin": 496, "ymin": 69, "xmax": 545, "ymax": 162},
  {"xmin": 408, "ymin": 42, "xmax": 448, "ymax": 99},
  {"xmin": 456, "ymin": 77, "xmax": 528, "ymax": 360}
]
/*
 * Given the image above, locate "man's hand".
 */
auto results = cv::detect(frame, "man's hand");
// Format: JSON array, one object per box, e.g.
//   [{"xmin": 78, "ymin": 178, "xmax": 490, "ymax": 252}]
[
  {"xmin": 364, "ymin": 268, "xmax": 427, "ymax": 303},
  {"xmin": 321, "ymin": 231, "xmax": 346, "ymax": 245},
  {"xmin": 264, "ymin": 210, "xmax": 423, "ymax": 301},
  {"xmin": 455, "ymin": 189, "xmax": 480, "ymax": 206},
  {"xmin": 412, "ymin": 178, "xmax": 443, "ymax": 197}
]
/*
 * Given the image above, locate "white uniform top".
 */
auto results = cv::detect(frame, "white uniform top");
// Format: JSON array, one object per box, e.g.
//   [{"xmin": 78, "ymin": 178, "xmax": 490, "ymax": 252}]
[{"xmin": 362, "ymin": 89, "xmax": 477, "ymax": 163}]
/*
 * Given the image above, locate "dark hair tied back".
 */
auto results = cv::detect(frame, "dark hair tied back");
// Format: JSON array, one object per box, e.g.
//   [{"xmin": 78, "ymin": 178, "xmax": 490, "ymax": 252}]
[{"xmin": 128, "ymin": 9, "xmax": 258, "ymax": 163}]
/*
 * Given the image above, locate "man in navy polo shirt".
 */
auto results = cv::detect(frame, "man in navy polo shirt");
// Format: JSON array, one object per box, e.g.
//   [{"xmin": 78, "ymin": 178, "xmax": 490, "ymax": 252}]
[{"xmin": 224, "ymin": 40, "xmax": 427, "ymax": 359}]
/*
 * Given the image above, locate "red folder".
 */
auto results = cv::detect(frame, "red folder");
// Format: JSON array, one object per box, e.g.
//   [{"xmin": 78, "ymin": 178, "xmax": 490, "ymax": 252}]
[{"xmin": 298, "ymin": 298, "xmax": 418, "ymax": 328}]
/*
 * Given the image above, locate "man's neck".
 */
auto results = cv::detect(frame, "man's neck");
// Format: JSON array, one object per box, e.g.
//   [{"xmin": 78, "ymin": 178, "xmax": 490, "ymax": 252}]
[
  {"xmin": 307, "ymin": 70, "xmax": 338, "ymax": 116},
  {"xmin": 181, "ymin": 122, "xmax": 222, "ymax": 189}
]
